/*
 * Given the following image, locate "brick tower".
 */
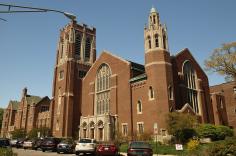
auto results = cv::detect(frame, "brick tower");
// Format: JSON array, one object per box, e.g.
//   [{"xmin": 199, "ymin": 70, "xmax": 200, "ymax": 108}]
[
  {"xmin": 51, "ymin": 20, "xmax": 96, "ymax": 137},
  {"xmin": 144, "ymin": 7, "xmax": 174, "ymax": 132}
]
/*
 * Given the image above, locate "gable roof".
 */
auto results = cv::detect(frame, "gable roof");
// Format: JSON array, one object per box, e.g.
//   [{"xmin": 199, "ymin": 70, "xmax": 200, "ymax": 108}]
[
  {"xmin": 174, "ymin": 48, "xmax": 207, "ymax": 78},
  {"xmin": 25, "ymin": 95, "xmax": 42, "ymax": 106},
  {"xmin": 9, "ymin": 100, "xmax": 19, "ymax": 110}
]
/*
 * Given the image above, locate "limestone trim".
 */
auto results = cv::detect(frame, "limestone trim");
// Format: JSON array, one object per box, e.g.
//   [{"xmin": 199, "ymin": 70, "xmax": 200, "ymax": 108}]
[
  {"xmin": 62, "ymin": 92, "xmax": 74, "ymax": 97},
  {"xmin": 145, "ymin": 61, "xmax": 172, "ymax": 67},
  {"xmin": 145, "ymin": 48, "xmax": 169, "ymax": 54}
]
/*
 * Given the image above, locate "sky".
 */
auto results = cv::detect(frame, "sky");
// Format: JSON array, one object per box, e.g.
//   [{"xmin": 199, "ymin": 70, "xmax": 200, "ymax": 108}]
[{"xmin": 0, "ymin": 0, "xmax": 236, "ymax": 108}]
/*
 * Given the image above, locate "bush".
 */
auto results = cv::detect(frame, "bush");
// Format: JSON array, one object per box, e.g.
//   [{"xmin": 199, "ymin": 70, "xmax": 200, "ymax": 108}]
[
  {"xmin": 187, "ymin": 139, "xmax": 200, "ymax": 151},
  {"xmin": 11, "ymin": 129, "xmax": 26, "ymax": 139},
  {"xmin": 196, "ymin": 124, "xmax": 233, "ymax": 141},
  {"xmin": 166, "ymin": 112, "xmax": 198, "ymax": 144},
  {"xmin": 204, "ymin": 137, "xmax": 236, "ymax": 156},
  {"xmin": 0, "ymin": 148, "xmax": 17, "ymax": 156}
]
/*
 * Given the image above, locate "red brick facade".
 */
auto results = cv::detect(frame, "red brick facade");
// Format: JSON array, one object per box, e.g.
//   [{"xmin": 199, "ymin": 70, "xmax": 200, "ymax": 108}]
[
  {"xmin": 1, "ymin": 88, "xmax": 51, "ymax": 138},
  {"xmin": 210, "ymin": 81, "xmax": 236, "ymax": 132}
]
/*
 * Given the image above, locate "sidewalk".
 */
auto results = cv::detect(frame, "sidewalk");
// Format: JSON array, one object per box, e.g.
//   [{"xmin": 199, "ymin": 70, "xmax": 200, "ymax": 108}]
[{"xmin": 120, "ymin": 153, "xmax": 175, "ymax": 156}]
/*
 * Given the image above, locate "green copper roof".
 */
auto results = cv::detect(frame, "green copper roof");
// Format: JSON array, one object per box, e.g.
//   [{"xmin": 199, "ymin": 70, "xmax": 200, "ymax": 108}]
[
  {"xmin": 150, "ymin": 6, "xmax": 157, "ymax": 13},
  {"xmin": 130, "ymin": 73, "xmax": 147, "ymax": 83}
]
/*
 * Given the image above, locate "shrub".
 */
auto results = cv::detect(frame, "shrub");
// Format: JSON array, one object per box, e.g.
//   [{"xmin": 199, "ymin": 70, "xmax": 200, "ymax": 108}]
[
  {"xmin": 11, "ymin": 129, "xmax": 26, "ymax": 139},
  {"xmin": 204, "ymin": 137, "xmax": 236, "ymax": 156},
  {"xmin": 196, "ymin": 124, "xmax": 233, "ymax": 141},
  {"xmin": 0, "ymin": 148, "xmax": 17, "ymax": 156},
  {"xmin": 215, "ymin": 125, "xmax": 234, "ymax": 140},
  {"xmin": 187, "ymin": 139, "xmax": 200, "ymax": 151}
]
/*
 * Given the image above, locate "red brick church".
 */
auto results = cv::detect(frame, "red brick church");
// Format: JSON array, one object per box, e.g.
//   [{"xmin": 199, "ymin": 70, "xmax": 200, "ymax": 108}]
[
  {"xmin": 2, "ymin": 6, "xmax": 232, "ymax": 140},
  {"xmin": 50, "ymin": 7, "xmax": 217, "ymax": 140}
]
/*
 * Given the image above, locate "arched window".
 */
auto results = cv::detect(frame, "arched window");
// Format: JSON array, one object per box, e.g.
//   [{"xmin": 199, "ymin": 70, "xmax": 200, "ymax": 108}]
[
  {"xmin": 155, "ymin": 34, "xmax": 159, "ymax": 47},
  {"xmin": 147, "ymin": 36, "xmax": 151, "ymax": 49},
  {"xmin": 90, "ymin": 122, "xmax": 95, "ymax": 139},
  {"xmin": 137, "ymin": 100, "xmax": 142, "ymax": 114},
  {"xmin": 75, "ymin": 33, "xmax": 81, "ymax": 57},
  {"xmin": 96, "ymin": 64, "xmax": 111, "ymax": 115},
  {"xmin": 149, "ymin": 86, "xmax": 154, "ymax": 100},
  {"xmin": 153, "ymin": 15, "xmax": 156, "ymax": 24},
  {"xmin": 82, "ymin": 122, "xmax": 87, "ymax": 138},
  {"xmin": 98, "ymin": 121, "xmax": 103, "ymax": 141},
  {"xmin": 85, "ymin": 37, "xmax": 91, "ymax": 61},
  {"xmin": 183, "ymin": 61, "xmax": 198, "ymax": 113}
]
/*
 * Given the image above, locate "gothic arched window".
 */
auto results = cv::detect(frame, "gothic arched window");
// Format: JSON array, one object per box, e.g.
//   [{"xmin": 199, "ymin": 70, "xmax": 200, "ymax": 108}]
[
  {"xmin": 183, "ymin": 61, "xmax": 198, "ymax": 113},
  {"xmin": 149, "ymin": 86, "xmax": 154, "ymax": 100},
  {"xmin": 137, "ymin": 100, "xmax": 142, "ymax": 114},
  {"xmin": 85, "ymin": 37, "xmax": 91, "ymax": 61},
  {"xmin": 155, "ymin": 34, "xmax": 159, "ymax": 47},
  {"xmin": 96, "ymin": 64, "xmax": 111, "ymax": 115},
  {"xmin": 147, "ymin": 36, "xmax": 151, "ymax": 49},
  {"xmin": 75, "ymin": 33, "xmax": 81, "ymax": 57}
]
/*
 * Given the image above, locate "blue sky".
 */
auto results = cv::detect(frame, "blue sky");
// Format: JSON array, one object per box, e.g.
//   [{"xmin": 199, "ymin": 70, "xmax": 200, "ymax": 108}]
[{"xmin": 0, "ymin": 0, "xmax": 236, "ymax": 108}]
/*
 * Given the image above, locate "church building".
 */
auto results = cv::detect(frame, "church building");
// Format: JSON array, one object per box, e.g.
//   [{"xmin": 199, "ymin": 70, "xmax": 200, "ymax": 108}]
[{"xmin": 50, "ymin": 6, "xmax": 216, "ymax": 141}]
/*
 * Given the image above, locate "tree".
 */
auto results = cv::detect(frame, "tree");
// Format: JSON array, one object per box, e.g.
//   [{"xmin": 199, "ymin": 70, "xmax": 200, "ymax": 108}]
[
  {"xmin": 0, "ymin": 108, "xmax": 4, "ymax": 129},
  {"xmin": 204, "ymin": 41, "xmax": 236, "ymax": 81},
  {"xmin": 166, "ymin": 112, "xmax": 198, "ymax": 143}
]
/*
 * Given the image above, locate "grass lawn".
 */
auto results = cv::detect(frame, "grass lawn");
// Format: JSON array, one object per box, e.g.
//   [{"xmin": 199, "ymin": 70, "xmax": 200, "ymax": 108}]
[{"xmin": 119, "ymin": 143, "xmax": 188, "ymax": 155}]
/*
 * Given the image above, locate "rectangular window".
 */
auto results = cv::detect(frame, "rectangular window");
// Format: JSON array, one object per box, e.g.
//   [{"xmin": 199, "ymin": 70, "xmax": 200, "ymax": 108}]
[
  {"xmin": 59, "ymin": 70, "xmax": 64, "ymax": 80},
  {"xmin": 122, "ymin": 123, "xmax": 128, "ymax": 136},
  {"xmin": 137, "ymin": 122, "xmax": 144, "ymax": 134}
]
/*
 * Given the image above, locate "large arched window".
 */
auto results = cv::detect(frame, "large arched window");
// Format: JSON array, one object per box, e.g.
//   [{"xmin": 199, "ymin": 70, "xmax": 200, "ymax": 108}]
[
  {"xmin": 75, "ymin": 33, "xmax": 81, "ymax": 57},
  {"xmin": 85, "ymin": 37, "xmax": 91, "ymax": 61},
  {"xmin": 155, "ymin": 34, "xmax": 159, "ymax": 47},
  {"xmin": 96, "ymin": 64, "xmax": 111, "ymax": 115},
  {"xmin": 183, "ymin": 61, "xmax": 198, "ymax": 113}
]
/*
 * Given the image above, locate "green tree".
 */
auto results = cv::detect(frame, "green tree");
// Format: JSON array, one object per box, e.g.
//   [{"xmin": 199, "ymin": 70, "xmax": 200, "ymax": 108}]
[
  {"xmin": 0, "ymin": 108, "xmax": 4, "ymax": 129},
  {"xmin": 204, "ymin": 41, "xmax": 236, "ymax": 81},
  {"xmin": 11, "ymin": 129, "xmax": 26, "ymax": 139},
  {"xmin": 166, "ymin": 112, "xmax": 198, "ymax": 143}
]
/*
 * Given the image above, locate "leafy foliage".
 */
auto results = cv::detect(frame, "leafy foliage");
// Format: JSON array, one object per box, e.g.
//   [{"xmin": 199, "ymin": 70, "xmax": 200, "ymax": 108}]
[
  {"xmin": 204, "ymin": 137, "xmax": 236, "ymax": 156},
  {"xmin": 0, "ymin": 148, "xmax": 17, "ymax": 156},
  {"xmin": 166, "ymin": 112, "xmax": 198, "ymax": 143},
  {"xmin": 11, "ymin": 129, "xmax": 26, "ymax": 139},
  {"xmin": 204, "ymin": 41, "xmax": 236, "ymax": 81},
  {"xmin": 196, "ymin": 124, "xmax": 233, "ymax": 141},
  {"xmin": 187, "ymin": 139, "xmax": 200, "ymax": 151}
]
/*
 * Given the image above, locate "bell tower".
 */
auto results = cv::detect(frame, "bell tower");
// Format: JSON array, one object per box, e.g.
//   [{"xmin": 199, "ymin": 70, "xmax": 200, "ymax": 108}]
[
  {"xmin": 51, "ymin": 20, "xmax": 96, "ymax": 137},
  {"xmin": 144, "ymin": 6, "xmax": 174, "ymax": 132}
]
